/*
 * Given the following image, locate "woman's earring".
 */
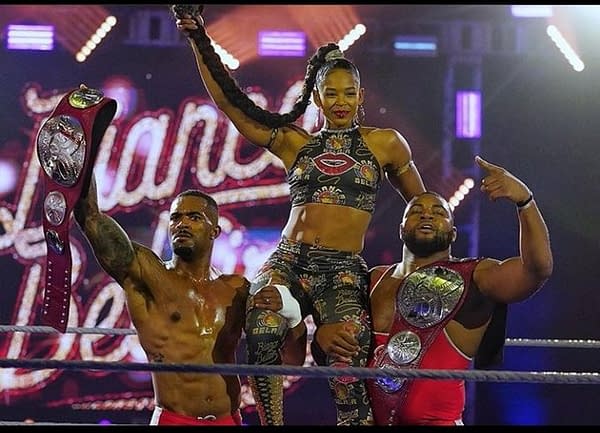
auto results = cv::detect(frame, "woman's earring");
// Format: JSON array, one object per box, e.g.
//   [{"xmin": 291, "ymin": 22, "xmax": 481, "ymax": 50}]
[{"xmin": 356, "ymin": 104, "xmax": 366, "ymax": 125}]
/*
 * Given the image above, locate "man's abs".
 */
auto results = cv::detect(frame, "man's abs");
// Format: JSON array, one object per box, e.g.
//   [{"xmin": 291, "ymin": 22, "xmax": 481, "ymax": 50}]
[{"xmin": 152, "ymin": 373, "xmax": 240, "ymax": 419}]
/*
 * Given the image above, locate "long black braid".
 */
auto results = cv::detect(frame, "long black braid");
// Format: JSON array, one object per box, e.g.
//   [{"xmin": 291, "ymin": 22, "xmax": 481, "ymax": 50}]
[{"xmin": 171, "ymin": 5, "xmax": 353, "ymax": 129}]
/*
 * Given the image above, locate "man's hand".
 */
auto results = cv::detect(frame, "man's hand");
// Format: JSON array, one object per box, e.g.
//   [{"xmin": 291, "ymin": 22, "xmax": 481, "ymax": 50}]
[
  {"xmin": 315, "ymin": 321, "xmax": 360, "ymax": 364},
  {"xmin": 476, "ymin": 155, "xmax": 532, "ymax": 205},
  {"xmin": 281, "ymin": 321, "xmax": 307, "ymax": 366}
]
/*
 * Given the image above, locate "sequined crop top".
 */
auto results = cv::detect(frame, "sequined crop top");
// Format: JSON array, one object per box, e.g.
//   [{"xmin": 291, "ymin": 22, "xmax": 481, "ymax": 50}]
[{"xmin": 287, "ymin": 125, "xmax": 382, "ymax": 213}]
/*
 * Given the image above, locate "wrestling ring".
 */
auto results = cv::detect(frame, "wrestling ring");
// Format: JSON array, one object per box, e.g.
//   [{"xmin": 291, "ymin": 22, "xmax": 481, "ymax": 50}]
[{"xmin": 0, "ymin": 324, "xmax": 599, "ymax": 425}]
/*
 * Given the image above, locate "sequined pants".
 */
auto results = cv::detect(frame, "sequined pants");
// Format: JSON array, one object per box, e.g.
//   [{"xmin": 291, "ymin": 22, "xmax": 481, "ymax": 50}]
[{"xmin": 245, "ymin": 237, "xmax": 373, "ymax": 425}]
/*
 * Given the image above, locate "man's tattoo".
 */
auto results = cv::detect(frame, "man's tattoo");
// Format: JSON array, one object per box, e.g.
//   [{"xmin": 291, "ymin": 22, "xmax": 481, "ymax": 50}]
[{"xmin": 93, "ymin": 216, "xmax": 134, "ymax": 271}]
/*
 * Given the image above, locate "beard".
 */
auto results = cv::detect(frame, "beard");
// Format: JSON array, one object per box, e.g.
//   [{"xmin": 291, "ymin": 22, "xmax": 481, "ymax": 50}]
[
  {"xmin": 172, "ymin": 244, "xmax": 193, "ymax": 259},
  {"xmin": 402, "ymin": 229, "xmax": 453, "ymax": 257}
]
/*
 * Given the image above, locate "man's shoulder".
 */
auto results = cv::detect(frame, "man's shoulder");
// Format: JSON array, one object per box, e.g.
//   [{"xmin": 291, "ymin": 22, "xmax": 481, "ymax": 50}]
[
  {"xmin": 368, "ymin": 264, "xmax": 397, "ymax": 291},
  {"xmin": 131, "ymin": 241, "xmax": 165, "ymax": 269},
  {"xmin": 217, "ymin": 273, "xmax": 250, "ymax": 291},
  {"xmin": 368, "ymin": 264, "xmax": 395, "ymax": 279},
  {"xmin": 369, "ymin": 264, "xmax": 392, "ymax": 273}
]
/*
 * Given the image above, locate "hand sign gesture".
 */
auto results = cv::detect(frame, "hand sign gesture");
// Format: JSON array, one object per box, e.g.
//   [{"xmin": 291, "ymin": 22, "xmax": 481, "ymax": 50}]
[{"xmin": 475, "ymin": 155, "xmax": 532, "ymax": 205}]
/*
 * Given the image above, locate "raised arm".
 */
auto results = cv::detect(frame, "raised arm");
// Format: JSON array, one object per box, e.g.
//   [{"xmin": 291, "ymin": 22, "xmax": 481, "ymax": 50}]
[
  {"xmin": 379, "ymin": 128, "xmax": 426, "ymax": 203},
  {"xmin": 175, "ymin": 14, "xmax": 276, "ymax": 148},
  {"xmin": 172, "ymin": 6, "xmax": 319, "ymax": 160},
  {"xmin": 473, "ymin": 156, "xmax": 553, "ymax": 303},
  {"xmin": 73, "ymin": 174, "xmax": 142, "ymax": 286}
]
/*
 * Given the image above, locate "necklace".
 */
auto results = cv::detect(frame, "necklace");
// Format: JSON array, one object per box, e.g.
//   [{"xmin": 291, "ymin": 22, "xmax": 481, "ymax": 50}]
[{"xmin": 320, "ymin": 123, "xmax": 359, "ymax": 134}]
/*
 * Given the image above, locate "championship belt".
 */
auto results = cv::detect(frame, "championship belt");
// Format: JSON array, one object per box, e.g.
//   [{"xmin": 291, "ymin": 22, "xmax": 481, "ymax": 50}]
[
  {"xmin": 366, "ymin": 259, "xmax": 480, "ymax": 425},
  {"xmin": 373, "ymin": 264, "xmax": 467, "ymax": 393},
  {"xmin": 36, "ymin": 85, "xmax": 117, "ymax": 332}
]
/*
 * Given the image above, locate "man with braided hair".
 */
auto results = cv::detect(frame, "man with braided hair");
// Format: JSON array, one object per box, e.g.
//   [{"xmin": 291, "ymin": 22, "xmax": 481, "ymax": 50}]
[
  {"xmin": 314, "ymin": 156, "xmax": 554, "ymax": 425},
  {"xmin": 173, "ymin": 4, "xmax": 427, "ymax": 426}
]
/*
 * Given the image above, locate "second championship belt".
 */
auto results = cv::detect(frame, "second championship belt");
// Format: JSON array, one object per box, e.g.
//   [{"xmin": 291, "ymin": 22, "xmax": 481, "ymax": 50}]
[{"xmin": 36, "ymin": 85, "xmax": 117, "ymax": 332}]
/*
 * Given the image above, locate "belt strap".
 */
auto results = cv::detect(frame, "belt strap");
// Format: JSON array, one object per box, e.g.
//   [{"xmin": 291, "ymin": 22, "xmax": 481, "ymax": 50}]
[{"xmin": 36, "ymin": 85, "xmax": 116, "ymax": 332}]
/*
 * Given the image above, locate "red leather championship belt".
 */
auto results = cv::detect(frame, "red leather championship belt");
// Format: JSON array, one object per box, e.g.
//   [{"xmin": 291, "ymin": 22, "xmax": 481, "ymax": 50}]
[{"xmin": 36, "ymin": 85, "xmax": 116, "ymax": 332}]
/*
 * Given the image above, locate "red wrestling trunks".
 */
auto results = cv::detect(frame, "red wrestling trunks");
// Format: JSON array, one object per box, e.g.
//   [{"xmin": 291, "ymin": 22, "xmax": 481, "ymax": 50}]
[{"xmin": 150, "ymin": 406, "xmax": 243, "ymax": 425}]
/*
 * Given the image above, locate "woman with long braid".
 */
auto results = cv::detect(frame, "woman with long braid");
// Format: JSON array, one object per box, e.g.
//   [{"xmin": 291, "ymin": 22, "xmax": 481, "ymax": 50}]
[{"xmin": 172, "ymin": 5, "xmax": 426, "ymax": 426}]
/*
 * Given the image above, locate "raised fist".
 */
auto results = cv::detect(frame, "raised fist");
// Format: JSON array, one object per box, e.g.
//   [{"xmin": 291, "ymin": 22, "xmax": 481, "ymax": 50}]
[{"xmin": 171, "ymin": 4, "xmax": 204, "ymax": 19}]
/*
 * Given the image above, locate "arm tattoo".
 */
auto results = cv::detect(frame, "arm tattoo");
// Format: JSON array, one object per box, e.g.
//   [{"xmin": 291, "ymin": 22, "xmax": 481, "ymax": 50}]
[{"xmin": 87, "ymin": 214, "xmax": 135, "ymax": 278}]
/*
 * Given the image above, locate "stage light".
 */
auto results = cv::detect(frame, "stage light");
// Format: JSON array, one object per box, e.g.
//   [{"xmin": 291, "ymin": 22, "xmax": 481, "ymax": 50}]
[
  {"xmin": 546, "ymin": 25, "xmax": 584, "ymax": 72},
  {"xmin": 0, "ymin": 159, "xmax": 19, "ymax": 195},
  {"xmin": 338, "ymin": 24, "xmax": 366, "ymax": 53},
  {"xmin": 75, "ymin": 15, "xmax": 117, "ymax": 63},
  {"xmin": 456, "ymin": 91, "xmax": 481, "ymax": 139},
  {"xmin": 258, "ymin": 30, "xmax": 306, "ymax": 57},
  {"xmin": 102, "ymin": 75, "xmax": 139, "ymax": 121},
  {"xmin": 393, "ymin": 35, "xmax": 437, "ymax": 57},
  {"xmin": 6, "ymin": 24, "xmax": 54, "ymax": 51},
  {"xmin": 511, "ymin": 5, "xmax": 553, "ymax": 18},
  {"xmin": 211, "ymin": 39, "xmax": 239, "ymax": 70},
  {"xmin": 448, "ymin": 178, "xmax": 475, "ymax": 212}
]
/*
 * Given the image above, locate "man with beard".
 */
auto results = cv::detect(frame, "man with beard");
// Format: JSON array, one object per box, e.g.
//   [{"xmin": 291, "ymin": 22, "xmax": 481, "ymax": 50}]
[
  {"xmin": 73, "ymin": 175, "xmax": 302, "ymax": 425},
  {"xmin": 313, "ymin": 155, "xmax": 553, "ymax": 425}
]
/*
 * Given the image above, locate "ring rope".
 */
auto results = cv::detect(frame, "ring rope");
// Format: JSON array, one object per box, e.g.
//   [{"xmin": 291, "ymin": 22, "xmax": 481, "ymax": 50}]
[
  {"xmin": 0, "ymin": 422, "xmax": 130, "ymax": 426},
  {"xmin": 0, "ymin": 358, "xmax": 598, "ymax": 384},
  {"xmin": 0, "ymin": 325, "xmax": 599, "ymax": 349},
  {"xmin": 503, "ymin": 338, "xmax": 600, "ymax": 349},
  {"xmin": 0, "ymin": 325, "xmax": 136, "ymax": 336}
]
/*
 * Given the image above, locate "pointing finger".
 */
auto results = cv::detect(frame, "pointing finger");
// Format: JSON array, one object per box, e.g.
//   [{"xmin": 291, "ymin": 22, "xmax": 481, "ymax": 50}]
[{"xmin": 475, "ymin": 155, "xmax": 502, "ymax": 173}]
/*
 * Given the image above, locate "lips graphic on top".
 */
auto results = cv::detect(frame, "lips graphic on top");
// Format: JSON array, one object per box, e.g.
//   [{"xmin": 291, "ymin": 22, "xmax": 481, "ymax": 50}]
[{"xmin": 313, "ymin": 152, "xmax": 358, "ymax": 176}]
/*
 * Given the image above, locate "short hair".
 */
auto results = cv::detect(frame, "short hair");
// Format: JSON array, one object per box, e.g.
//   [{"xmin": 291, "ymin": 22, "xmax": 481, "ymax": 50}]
[
  {"xmin": 405, "ymin": 191, "xmax": 454, "ymax": 219},
  {"xmin": 175, "ymin": 189, "xmax": 218, "ymax": 215}
]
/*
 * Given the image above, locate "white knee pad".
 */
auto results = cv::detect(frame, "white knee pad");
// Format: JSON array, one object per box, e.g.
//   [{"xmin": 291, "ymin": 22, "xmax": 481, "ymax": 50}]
[{"xmin": 253, "ymin": 284, "xmax": 302, "ymax": 328}]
